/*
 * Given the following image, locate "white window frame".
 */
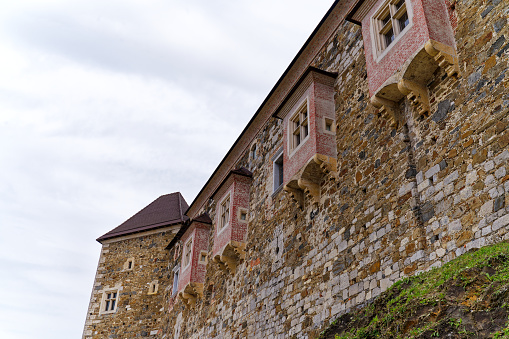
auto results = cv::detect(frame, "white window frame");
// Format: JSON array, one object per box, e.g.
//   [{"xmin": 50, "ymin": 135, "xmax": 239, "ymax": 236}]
[
  {"xmin": 237, "ymin": 208, "xmax": 248, "ymax": 222},
  {"xmin": 288, "ymin": 99, "xmax": 310, "ymax": 156},
  {"xmin": 217, "ymin": 194, "xmax": 231, "ymax": 235},
  {"xmin": 100, "ymin": 289, "xmax": 119, "ymax": 315},
  {"xmin": 371, "ymin": 0, "xmax": 413, "ymax": 61},
  {"xmin": 182, "ymin": 236, "xmax": 193, "ymax": 271},
  {"xmin": 123, "ymin": 257, "xmax": 134, "ymax": 271},
  {"xmin": 198, "ymin": 250, "xmax": 208, "ymax": 265},
  {"xmin": 273, "ymin": 150, "xmax": 284, "ymax": 193},
  {"xmin": 148, "ymin": 280, "xmax": 159, "ymax": 295},
  {"xmin": 323, "ymin": 117, "xmax": 336, "ymax": 135},
  {"xmin": 172, "ymin": 266, "xmax": 180, "ymax": 296}
]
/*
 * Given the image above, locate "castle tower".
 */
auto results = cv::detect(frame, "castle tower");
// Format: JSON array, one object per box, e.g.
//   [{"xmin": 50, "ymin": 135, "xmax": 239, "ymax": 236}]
[{"xmin": 82, "ymin": 192, "xmax": 188, "ymax": 339}]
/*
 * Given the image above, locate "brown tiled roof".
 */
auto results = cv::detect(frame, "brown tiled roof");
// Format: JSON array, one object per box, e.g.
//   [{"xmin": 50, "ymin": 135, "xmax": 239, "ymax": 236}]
[
  {"xmin": 209, "ymin": 167, "xmax": 253, "ymax": 201},
  {"xmin": 97, "ymin": 192, "xmax": 189, "ymax": 242},
  {"xmin": 165, "ymin": 213, "xmax": 212, "ymax": 250}
]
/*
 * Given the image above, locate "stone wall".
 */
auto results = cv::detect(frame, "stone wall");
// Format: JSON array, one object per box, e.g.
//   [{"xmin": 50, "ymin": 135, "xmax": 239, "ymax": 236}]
[
  {"xmin": 83, "ymin": 227, "xmax": 178, "ymax": 339},
  {"xmin": 84, "ymin": 0, "xmax": 509, "ymax": 338},
  {"xmin": 160, "ymin": 1, "xmax": 509, "ymax": 338}
]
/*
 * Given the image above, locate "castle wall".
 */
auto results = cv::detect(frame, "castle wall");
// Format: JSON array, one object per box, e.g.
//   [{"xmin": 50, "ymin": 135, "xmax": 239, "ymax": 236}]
[
  {"xmin": 161, "ymin": 1, "xmax": 509, "ymax": 338},
  {"xmin": 82, "ymin": 228, "xmax": 178, "ymax": 339},
  {"xmin": 84, "ymin": 0, "xmax": 509, "ymax": 338}
]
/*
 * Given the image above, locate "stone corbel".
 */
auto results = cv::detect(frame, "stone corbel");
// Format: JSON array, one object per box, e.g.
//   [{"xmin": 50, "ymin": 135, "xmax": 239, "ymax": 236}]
[
  {"xmin": 298, "ymin": 178, "xmax": 320, "ymax": 204},
  {"xmin": 313, "ymin": 154, "xmax": 338, "ymax": 176},
  {"xmin": 398, "ymin": 79, "xmax": 430, "ymax": 117},
  {"xmin": 370, "ymin": 95, "xmax": 401, "ymax": 127},
  {"xmin": 213, "ymin": 241, "xmax": 246, "ymax": 275},
  {"xmin": 284, "ymin": 184, "xmax": 304, "ymax": 209},
  {"xmin": 179, "ymin": 282, "xmax": 204, "ymax": 308},
  {"xmin": 424, "ymin": 40, "xmax": 460, "ymax": 77}
]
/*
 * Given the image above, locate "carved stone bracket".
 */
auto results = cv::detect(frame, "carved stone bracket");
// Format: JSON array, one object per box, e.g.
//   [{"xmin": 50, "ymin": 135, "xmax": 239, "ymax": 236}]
[
  {"xmin": 370, "ymin": 39, "xmax": 459, "ymax": 124},
  {"xmin": 284, "ymin": 185, "xmax": 304, "ymax": 209},
  {"xmin": 371, "ymin": 95, "xmax": 402, "ymax": 127},
  {"xmin": 284, "ymin": 154, "xmax": 337, "ymax": 208},
  {"xmin": 213, "ymin": 241, "xmax": 246, "ymax": 275},
  {"xmin": 398, "ymin": 79, "xmax": 430, "ymax": 117},
  {"xmin": 424, "ymin": 40, "xmax": 460, "ymax": 77},
  {"xmin": 179, "ymin": 282, "xmax": 204, "ymax": 308}
]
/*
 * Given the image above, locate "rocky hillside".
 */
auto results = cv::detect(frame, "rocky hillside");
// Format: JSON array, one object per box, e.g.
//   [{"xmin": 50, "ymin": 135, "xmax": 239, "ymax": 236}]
[{"xmin": 318, "ymin": 243, "xmax": 509, "ymax": 338}]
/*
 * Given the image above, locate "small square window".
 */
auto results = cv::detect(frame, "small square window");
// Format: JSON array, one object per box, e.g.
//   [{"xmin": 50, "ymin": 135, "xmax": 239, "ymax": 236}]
[
  {"xmin": 148, "ymin": 281, "xmax": 159, "ymax": 295},
  {"xmin": 240, "ymin": 211, "xmax": 247, "ymax": 221},
  {"xmin": 273, "ymin": 152, "xmax": 284, "ymax": 192},
  {"xmin": 200, "ymin": 252, "xmax": 207, "ymax": 262},
  {"xmin": 324, "ymin": 118, "xmax": 336, "ymax": 134},
  {"xmin": 372, "ymin": 0, "xmax": 410, "ymax": 54},
  {"xmin": 123, "ymin": 258, "xmax": 135, "ymax": 271}
]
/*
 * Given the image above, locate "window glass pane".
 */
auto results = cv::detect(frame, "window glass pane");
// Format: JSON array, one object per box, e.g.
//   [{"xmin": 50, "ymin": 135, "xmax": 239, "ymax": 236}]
[
  {"xmin": 105, "ymin": 300, "xmax": 110, "ymax": 311},
  {"xmin": 111, "ymin": 300, "xmax": 116, "ymax": 310},
  {"xmin": 384, "ymin": 28, "xmax": 395, "ymax": 47},
  {"xmin": 399, "ymin": 12, "xmax": 409, "ymax": 30}
]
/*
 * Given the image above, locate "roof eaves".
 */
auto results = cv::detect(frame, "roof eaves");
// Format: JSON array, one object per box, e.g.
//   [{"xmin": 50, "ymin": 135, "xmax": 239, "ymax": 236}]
[
  {"xmin": 185, "ymin": 0, "xmax": 342, "ymax": 217},
  {"xmin": 272, "ymin": 66, "xmax": 338, "ymax": 119},
  {"xmin": 97, "ymin": 218, "xmax": 183, "ymax": 243}
]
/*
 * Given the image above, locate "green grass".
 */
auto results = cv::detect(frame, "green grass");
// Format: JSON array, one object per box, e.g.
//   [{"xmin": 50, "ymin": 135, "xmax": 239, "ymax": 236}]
[{"xmin": 321, "ymin": 242, "xmax": 509, "ymax": 339}]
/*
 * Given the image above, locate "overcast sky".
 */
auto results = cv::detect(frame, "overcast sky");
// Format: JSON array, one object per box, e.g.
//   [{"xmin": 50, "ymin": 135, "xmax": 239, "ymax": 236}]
[{"xmin": 0, "ymin": 1, "xmax": 333, "ymax": 338}]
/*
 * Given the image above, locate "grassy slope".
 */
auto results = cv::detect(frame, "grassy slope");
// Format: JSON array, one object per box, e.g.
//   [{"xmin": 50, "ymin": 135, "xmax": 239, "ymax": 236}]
[{"xmin": 318, "ymin": 242, "xmax": 509, "ymax": 339}]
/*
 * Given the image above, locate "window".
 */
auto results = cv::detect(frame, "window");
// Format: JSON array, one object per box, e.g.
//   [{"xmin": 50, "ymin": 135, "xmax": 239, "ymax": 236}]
[
  {"xmin": 273, "ymin": 152, "xmax": 284, "ymax": 192},
  {"xmin": 373, "ymin": 0, "xmax": 410, "ymax": 54},
  {"xmin": 289, "ymin": 102, "xmax": 309, "ymax": 152},
  {"xmin": 250, "ymin": 143, "xmax": 257, "ymax": 160},
  {"xmin": 219, "ymin": 195, "xmax": 230, "ymax": 230},
  {"xmin": 324, "ymin": 118, "xmax": 336, "ymax": 134},
  {"xmin": 199, "ymin": 251, "xmax": 207, "ymax": 264},
  {"xmin": 101, "ymin": 290, "xmax": 118, "ymax": 314},
  {"xmin": 123, "ymin": 257, "xmax": 134, "ymax": 271},
  {"xmin": 172, "ymin": 267, "xmax": 179, "ymax": 296},
  {"xmin": 183, "ymin": 238, "xmax": 193, "ymax": 268},
  {"xmin": 238, "ymin": 208, "xmax": 248, "ymax": 222},
  {"xmin": 148, "ymin": 281, "xmax": 159, "ymax": 295}
]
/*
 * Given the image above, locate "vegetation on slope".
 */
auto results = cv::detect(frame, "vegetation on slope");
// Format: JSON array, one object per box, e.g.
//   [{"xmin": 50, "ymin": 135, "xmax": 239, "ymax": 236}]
[{"xmin": 318, "ymin": 243, "xmax": 509, "ymax": 338}]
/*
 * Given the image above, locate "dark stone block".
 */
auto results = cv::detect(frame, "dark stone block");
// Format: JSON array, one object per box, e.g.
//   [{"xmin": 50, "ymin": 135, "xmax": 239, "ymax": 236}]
[
  {"xmin": 405, "ymin": 167, "xmax": 417, "ymax": 179},
  {"xmin": 432, "ymin": 100, "xmax": 453, "ymax": 123},
  {"xmin": 489, "ymin": 36, "xmax": 506, "ymax": 56},
  {"xmin": 439, "ymin": 159, "xmax": 448, "ymax": 170},
  {"xmin": 344, "ymin": 228, "xmax": 351, "ymax": 241},
  {"xmin": 340, "ymin": 203, "xmax": 349, "ymax": 213},
  {"xmin": 359, "ymin": 150, "xmax": 366, "ymax": 159},
  {"xmin": 497, "ymin": 43, "xmax": 509, "ymax": 57},
  {"xmin": 391, "ymin": 129, "xmax": 397, "ymax": 137},
  {"xmin": 374, "ymin": 159, "xmax": 381, "ymax": 168},
  {"xmin": 495, "ymin": 71, "xmax": 506, "ymax": 85},
  {"xmin": 420, "ymin": 202, "xmax": 435, "ymax": 223},
  {"xmin": 481, "ymin": 5, "xmax": 494, "ymax": 18},
  {"xmin": 494, "ymin": 18, "xmax": 506, "ymax": 33},
  {"xmin": 494, "ymin": 196, "xmax": 505, "ymax": 212},
  {"xmin": 475, "ymin": 79, "xmax": 488, "ymax": 92}
]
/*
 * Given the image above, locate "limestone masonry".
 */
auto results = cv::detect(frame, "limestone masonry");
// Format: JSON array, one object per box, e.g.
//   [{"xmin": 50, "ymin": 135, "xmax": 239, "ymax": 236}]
[{"xmin": 83, "ymin": 0, "xmax": 509, "ymax": 337}]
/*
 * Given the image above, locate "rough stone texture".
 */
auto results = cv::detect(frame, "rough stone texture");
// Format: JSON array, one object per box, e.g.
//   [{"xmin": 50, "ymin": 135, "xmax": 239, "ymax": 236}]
[
  {"xmin": 83, "ymin": 228, "xmax": 178, "ymax": 339},
  {"xmin": 84, "ymin": 0, "xmax": 509, "ymax": 338}
]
